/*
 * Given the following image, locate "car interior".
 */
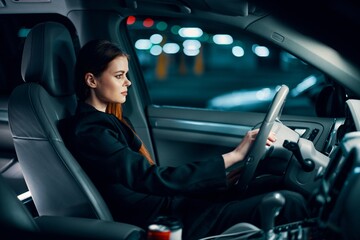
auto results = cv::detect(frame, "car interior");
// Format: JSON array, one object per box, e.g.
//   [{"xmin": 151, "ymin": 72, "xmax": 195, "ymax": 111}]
[{"xmin": 0, "ymin": 0, "xmax": 360, "ymax": 239}]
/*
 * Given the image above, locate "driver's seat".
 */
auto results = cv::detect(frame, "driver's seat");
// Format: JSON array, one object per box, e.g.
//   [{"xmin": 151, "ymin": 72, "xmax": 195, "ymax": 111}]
[{"xmin": 8, "ymin": 21, "xmax": 143, "ymax": 237}]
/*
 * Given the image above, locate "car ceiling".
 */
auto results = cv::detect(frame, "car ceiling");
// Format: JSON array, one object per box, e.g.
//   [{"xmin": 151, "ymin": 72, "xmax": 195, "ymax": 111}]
[{"xmin": 249, "ymin": 0, "xmax": 360, "ymax": 67}]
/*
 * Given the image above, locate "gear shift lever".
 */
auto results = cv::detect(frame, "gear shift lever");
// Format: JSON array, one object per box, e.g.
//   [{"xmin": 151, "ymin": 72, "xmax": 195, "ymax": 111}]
[{"xmin": 259, "ymin": 192, "xmax": 285, "ymax": 240}]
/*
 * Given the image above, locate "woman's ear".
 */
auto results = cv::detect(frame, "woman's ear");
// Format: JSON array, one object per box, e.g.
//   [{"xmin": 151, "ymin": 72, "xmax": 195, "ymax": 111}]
[{"xmin": 85, "ymin": 73, "xmax": 97, "ymax": 88}]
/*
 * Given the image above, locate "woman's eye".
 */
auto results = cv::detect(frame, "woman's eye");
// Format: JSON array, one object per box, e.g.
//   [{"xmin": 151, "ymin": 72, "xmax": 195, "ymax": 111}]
[{"xmin": 116, "ymin": 74, "xmax": 123, "ymax": 79}]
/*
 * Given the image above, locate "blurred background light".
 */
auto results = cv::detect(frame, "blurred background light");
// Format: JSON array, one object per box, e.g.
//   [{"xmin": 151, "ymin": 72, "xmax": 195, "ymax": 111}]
[
  {"xmin": 256, "ymin": 88, "xmax": 272, "ymax": 100},
  {"xmin": 252, "ymin": 44, "xmax": 270, "ymax": 57},
  {"xmin": 183, "ymin": 39, "xmax": 201, "ymax": 50},
  {"xmin": 156, "ymin": 21, "xmax": 168, "ymax": 31},
  {"xmin": 127, "ymin": 16, "xmax": 136, "ymax": 25},
  {"xmin": 150, "ymin": 45, "xmax": 162, "ymax": 56},
  {"xmin": 213, "ymin": 34, "xmax": 233, "ymax": 45},
  {"xmin": 183, "ymin": 48, "xmax": 200, "ymax": 56},
  {"xmin": 135, "ymin": 39, "xmax": 152, "ymax": 50},
  {"xmin": 291, "ymin": 75, "xmax": 318, "ymax": 97},
  {"xmin": 178, "ymin": 27, "xmax": 203, "ymax": 38},
  {"xmin": 143, "ymin": 18, "xmax": 154, "ymax": 28},
  {"xmin": 171, "ymin": 25, "xmax": 181, "ymax": 35},
  {"xmin": 163, "ymin": 43, "xmax": 180, "ymax": 54},
  {"xmin": 232, "ymin": 46, "xmax": 244, "ymax": 57},
  {"xmin": 150, "ymin": 34, "xmax": 163, "ymax": 44}
]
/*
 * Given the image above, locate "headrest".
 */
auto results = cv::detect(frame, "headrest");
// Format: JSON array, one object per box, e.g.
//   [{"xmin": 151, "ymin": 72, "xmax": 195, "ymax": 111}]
[{"xmin": 21, "ymin": 22, "xmax": 76, "ymax": 97}]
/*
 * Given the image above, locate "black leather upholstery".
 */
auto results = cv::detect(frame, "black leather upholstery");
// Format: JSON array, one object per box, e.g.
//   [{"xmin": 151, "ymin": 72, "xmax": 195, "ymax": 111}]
[
  {"xmin": 8, "ymin": 22, "xmax": 113, "ymax": 221},
  {"xmin": 0, "ymin": 175, "xmax": 40, "ymax": 239},
  {"xmin": 0, "ymin": 175, "xmax": 145, "ymax": 240}
]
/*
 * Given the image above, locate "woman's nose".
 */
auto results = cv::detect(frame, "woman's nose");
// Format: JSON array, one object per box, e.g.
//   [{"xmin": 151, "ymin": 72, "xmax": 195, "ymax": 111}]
[{"xmin": 124, "ymin": 78, "xmax": 131, "ymax": 87}]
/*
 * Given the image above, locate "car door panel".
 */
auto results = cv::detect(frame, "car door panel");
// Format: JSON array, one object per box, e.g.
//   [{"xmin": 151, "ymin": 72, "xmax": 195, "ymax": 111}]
[{"xmin": 147, "ymin": 105, "xmax": 336, "ymax": 167}]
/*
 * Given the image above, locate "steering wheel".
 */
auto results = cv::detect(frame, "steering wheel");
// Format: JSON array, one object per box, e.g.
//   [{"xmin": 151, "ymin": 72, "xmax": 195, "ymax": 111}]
[{"xmin": 232, "ymin": 85, "xmax": 289, "ymax": 193}]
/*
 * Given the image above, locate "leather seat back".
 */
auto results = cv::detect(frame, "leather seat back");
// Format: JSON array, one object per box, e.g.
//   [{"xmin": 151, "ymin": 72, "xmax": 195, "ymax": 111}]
[{"xmin": 8, "ymin": 21, "xmax": 113, "ymax": 221}]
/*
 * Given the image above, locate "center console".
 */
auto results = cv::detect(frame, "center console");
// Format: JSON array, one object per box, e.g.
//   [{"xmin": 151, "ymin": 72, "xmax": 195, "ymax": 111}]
[{"xmin": 265, "ymin": 131, "xmax": 360, "ymax": 240}]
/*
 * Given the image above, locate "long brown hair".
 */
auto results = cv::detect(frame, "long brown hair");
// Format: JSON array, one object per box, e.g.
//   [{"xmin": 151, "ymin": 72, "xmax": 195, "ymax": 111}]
[
  {"xmin": 106, "ymin": 102, "xmax": 155, "ymax": 165},
  {"xmin": 76, "ymin": 40, "xmax": 155, "ymax": 165}
]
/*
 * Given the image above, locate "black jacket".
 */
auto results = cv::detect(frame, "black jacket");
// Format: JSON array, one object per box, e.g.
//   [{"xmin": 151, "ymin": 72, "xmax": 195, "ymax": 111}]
[{"xmin": 60, "ymin": 102, "xmax": 229, "ymax": 235}]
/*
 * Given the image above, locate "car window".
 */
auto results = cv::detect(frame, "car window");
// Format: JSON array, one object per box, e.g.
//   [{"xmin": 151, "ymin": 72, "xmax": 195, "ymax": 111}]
[{"xmin": 126, "ymin": 16, "xmax": 325, "ymax": 116}]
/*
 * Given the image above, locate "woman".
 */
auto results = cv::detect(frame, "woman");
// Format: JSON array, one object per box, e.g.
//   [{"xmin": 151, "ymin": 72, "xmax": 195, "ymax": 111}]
[{"xmin": 61, "ymin": 39, "xmax": 309, "ymax": 240}]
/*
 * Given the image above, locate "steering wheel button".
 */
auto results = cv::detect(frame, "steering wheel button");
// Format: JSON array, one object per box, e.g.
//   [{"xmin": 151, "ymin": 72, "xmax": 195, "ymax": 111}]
[{"xmin": 308, "ymin": 128, "xmax": 319, "ymax": 141}]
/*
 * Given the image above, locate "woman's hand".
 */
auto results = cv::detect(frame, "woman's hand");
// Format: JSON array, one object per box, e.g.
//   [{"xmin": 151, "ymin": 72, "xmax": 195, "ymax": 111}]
[
  {"xmin": 222, "ymin": 129, "xmax": 276, "ymax": 169},
  {"xmin": 223, "ymin": 129, "xmax": 276, "ymax": 185}
]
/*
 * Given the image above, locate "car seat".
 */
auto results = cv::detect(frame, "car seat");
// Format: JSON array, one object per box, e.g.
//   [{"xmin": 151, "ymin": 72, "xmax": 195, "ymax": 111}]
[
  {"xmin": 7, "ymin": 21, "xmax": 144, "ymax": 238},
  {"xmin": 0, "ymin": 174, "xmax": 145, "ymax": 239}
]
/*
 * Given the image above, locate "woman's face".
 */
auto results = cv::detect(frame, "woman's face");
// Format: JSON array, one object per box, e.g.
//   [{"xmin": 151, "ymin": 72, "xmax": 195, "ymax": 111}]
[{"xmin": 89, "ymin": 56, "xmax": 131, "ymax": 107}]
